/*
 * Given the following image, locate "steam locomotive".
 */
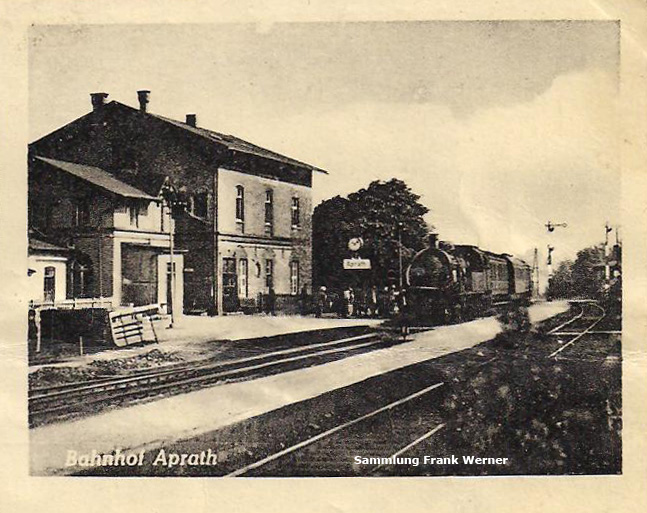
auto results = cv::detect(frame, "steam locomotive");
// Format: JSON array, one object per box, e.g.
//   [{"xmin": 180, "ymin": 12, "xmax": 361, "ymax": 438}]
[{"xmin": 405, "ymin": 235, "xmax": 532, "ymax": 324}]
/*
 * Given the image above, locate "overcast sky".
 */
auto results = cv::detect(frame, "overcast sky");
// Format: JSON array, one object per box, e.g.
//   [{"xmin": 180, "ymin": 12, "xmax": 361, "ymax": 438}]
[{"xmin": 29, "ymin": 21, "xmax": 620, "ymax": 275}]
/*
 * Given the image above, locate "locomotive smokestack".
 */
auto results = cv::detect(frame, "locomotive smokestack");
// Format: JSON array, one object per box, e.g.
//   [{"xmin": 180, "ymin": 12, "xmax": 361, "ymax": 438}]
[{"xmin": 429, "ymin": 233, "xmax": 439, "ymax": 248}]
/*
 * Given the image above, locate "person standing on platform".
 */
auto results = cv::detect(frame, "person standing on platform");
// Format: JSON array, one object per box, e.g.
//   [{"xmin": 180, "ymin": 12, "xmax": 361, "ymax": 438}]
[
  {"xmin": 267, "ymin": 286, "xmax": 276, "ymax": 316},
  {"xmin": 315, "ymin": 286, "xmax": 327, "ymax": 318}
]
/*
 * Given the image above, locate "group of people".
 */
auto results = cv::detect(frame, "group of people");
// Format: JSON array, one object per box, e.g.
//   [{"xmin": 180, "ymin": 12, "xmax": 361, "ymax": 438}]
[{"xmin": 314, "ymin": 284, "xmax": 407, "ymax": 319}]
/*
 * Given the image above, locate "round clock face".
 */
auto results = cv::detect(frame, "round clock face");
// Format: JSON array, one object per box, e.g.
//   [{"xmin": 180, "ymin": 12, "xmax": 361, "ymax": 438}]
[{"xmin": 348, "ymin": 238, "xmax": 363, "ymax": 252}]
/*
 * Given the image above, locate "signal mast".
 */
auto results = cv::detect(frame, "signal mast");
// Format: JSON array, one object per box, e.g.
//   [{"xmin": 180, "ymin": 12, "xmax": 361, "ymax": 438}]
[{"xmin": 545, "ymin": 220, "xmax": 567, "ymax": 297}]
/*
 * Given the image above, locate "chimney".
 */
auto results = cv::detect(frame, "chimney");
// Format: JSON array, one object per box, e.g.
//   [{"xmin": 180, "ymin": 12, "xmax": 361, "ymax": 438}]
[
  {"xmin": 137, "ymin": 90, "xmax": 150, "ymax": 113},
  {"xmin": 185, "ymin": 114, "xmax": 197, "ymax": 127},
  {"xmin": 429, "ymin": 233, "xmax": 439, "ymax": 249},
  {"xmin": 90, "ymin": 92, "xmax": 108, "ymax": 111}
]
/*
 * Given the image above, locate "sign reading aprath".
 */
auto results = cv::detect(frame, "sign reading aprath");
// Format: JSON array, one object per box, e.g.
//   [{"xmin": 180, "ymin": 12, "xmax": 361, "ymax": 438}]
[{"xmin": 343, "ymin": 258, "xmax": 371, "ymax": 270}]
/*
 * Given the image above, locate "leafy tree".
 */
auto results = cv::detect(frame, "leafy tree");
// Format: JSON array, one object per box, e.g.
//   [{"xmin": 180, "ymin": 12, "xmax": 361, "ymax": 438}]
[
  {"xmin": 547, "ymin": 244, "xmax": 606, "ymax": 299},
  {"xmin": 313, "ymin": 179, "xmax": 431, "ymax": 290},
  {"xmin": 547, "ymin": 260, "xmax": 574, "ymax": 299},
  {"xmin": 570, "ymin": 245, "xmax": 606, "ymax": 298}
]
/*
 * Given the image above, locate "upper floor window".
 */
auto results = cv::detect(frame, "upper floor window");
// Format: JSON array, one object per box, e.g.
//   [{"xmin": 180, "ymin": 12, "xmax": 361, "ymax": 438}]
[
  {"xmin": 193, "ymin": 192, "xmax": 209, "ymax": 219},
  {"xmin": 236, "ymin": 186, "xmax": 245, "ymax": 222},
  {"xmin": 75, "ymin": 199, "xmax": 91, "ymax": 227},
  {"xmin": 128, "ymin": 201, "xmax": 141, "ymax": 228},
  {"xmin": 264, "ymin": 189, "xmax": 274, "ymax": 236},
  {"xmin": 291, "ymin": 197, "xmax": 300, "ymax": 228},
  {"xmin": 32, "ymin": 201, "xmax": 52, "ymax": 229}
]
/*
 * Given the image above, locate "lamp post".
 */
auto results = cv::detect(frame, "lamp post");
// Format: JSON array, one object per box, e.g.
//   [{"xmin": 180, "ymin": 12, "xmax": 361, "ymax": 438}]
[
  {"xmin": 168, "ymin": 210, "xmax": 175, "ymax": 328},
  {"xmin": 161, "ymin": 183, "xmax": 187, "ymax": 328}
]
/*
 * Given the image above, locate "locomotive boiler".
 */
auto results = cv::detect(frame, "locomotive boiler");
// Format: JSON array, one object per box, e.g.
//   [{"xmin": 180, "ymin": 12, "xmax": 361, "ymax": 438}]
[{"xmin": 405, "ymin": 235, "xmax": 532, "ymax": 324}]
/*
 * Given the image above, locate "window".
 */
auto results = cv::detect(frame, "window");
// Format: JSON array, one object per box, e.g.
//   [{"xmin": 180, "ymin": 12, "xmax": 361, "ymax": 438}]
[
  {"xmin": 75, "ymin": 199, "xmax": 90, "ymax": 227},
  {"xmin": 291, "ymin": 197, "xmax": 300, "ymax": 228},
  {"xmin": 44, "ymin": 266, "xmax": 56, "ymax": 302},
  {"xmin": 161, "ymin": 202, "xmax": 167, "ymax": 232},
  {"xmin": 265, "ymin": 259, "xmax": 274, "ymax": 289},
  {"xmin": 128, "ymin": 201, "xmax": 140, "ymax": 228},
  {"xmin": 238, "ymin": 259, "xmax": 248, "ymax": 299},
  {"xmin": 32, "ymin": 202, "xmax": 51, "ymax": 230},
  {"xmin": 223, "ymin": 257, "xmax": 237, "ymax": 297},
  {"xmin": 290, "ymin": 261, "xmax": 300, "ymax": 295},
  {"xmin": 235, "ymin": 186, "xmax": 245, "ymax": 222},
  {"xmin": 71, "ymin": 261, "xmax": 90, "ymax": 298},
  {"xmin": 193, "ymin": 192, "xmax": 208, "ymax": 219},
  {"xmin": 264, "ymin": 190, "xmax": 274, "ymax": 236}
]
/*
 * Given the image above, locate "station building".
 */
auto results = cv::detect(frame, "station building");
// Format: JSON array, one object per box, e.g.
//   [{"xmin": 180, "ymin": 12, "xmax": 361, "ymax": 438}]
[
  {"xmin": 29, "ymin": 90, "xmax": 324, "ymax": 315},
  {"xmin": 28, "ymin": 157, "xmax": 182, "ymax": 314}
]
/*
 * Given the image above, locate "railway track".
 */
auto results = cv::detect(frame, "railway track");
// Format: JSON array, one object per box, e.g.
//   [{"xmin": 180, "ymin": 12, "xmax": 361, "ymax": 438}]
[
  {"xmin": 546, "ymin": 301, "xmax": 612, "ymax": 359},
  {"xmin": 29, "ymin": 331, "xmax": 399, "ymax": 426},
  {"xmin": 222, "ymin": 303, "xmax": 619, "ymax": 477},
  {"xmin": 67, "ymin": 302, "xmax": 620, "ymax": 477},
  {"xmin": 225, "ymin": 380, "xmax": 448, "ymax": 477}
]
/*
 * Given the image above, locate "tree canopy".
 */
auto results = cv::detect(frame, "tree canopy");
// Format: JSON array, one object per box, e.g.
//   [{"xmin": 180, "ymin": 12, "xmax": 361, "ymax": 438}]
[
  {"xmin": 313, "ymin": 179, "xmax": 431, "ymax": 290},
  {"xmin": 547, "ymin": 245, "xmax": 607, "ymax": 299}
]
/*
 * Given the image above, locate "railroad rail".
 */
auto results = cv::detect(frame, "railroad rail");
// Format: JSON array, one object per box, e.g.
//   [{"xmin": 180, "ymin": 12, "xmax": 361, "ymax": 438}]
[
  {"xmin": 547, "ymin": 302, "xmax": 607, "ymax": 359},
  {"xmin": 29, "ymin": 331, "xmax": 395, "ymax": 425},
  {"xmin": 226, "ymin": 381, "xmax": 447, "ymax": 477},
  {"xmin": 223, "ymin": 303, "xmax": 616, "ymax": 477}
]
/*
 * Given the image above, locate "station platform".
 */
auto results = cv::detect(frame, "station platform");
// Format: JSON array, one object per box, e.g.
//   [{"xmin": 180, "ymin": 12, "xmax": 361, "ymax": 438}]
[
  {"xmin": 30, "ymin": 315, "xmax": 383, "ymax": 369},
  {"xmin": 30, "ymin": 301, "xmax": 569, "ymax": 475}
]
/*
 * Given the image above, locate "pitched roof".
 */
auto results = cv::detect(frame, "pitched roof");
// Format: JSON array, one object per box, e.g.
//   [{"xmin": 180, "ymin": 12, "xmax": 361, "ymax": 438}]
[
  {"xmin": 149, "ymin": 110, "xmax": 328, "ymax": 174},
  {"xmin": 115, "ymin": 170, "xmax": 169, "ymax": 197},
  {"xmin": 29, "ymin": 237, "xmax": 70, "ymax": 254},
  {"xmin": 36, "ymin": 157, "xmax": 157, "ymax": 200}
]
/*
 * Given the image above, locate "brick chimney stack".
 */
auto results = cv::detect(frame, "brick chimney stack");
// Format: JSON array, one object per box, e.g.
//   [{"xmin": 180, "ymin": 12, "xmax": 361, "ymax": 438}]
[
  {"xmin": 90, "ymin": 92, "xmax": 108, "ymax": 111},
  {"xmin": 137, "ymin": 90, "xmax": 150, "ymax": 113},
  {"xmin": 185, "ymin": 114, "xmax": 197, "ymax": 127}
]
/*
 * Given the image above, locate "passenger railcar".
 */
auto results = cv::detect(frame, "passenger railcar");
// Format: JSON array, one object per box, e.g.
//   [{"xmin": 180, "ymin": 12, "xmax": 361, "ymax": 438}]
[{"xmin": 405, "ymin": 236, "xmax": 532, "ymax": 324}]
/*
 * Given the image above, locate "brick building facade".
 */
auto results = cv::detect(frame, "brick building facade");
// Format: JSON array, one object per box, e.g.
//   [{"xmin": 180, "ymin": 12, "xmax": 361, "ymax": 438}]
[
  {"xmin": 28, "ymin": 157, "xmax": 183, "ymax": 313},
  {"xmin": 29, "ymin": 91, "xmax": 324, "ymax": 315}
]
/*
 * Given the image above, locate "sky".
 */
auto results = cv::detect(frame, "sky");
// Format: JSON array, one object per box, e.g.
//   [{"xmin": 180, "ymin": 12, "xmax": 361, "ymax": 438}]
[{"xmin": 29, "ymin": 21, "xmax": 620, "ymax": 279}]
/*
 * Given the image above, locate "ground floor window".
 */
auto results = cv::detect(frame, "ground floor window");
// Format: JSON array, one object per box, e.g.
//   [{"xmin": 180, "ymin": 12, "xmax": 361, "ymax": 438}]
[
  {"xmin": 238, "ymin": 259, "xmax": 248, "ymax": 299},
  {"xmin": 290, "ymin": 260, "xmax": 299, "ymax": 295},
  {"xmin": 70, "ymin": 261, "xmax": 91, "ymax": 298},
  {"xmin": 223, "ymin": 258, "xmax": 237, "ymax": 295},
  {"xmin": 44, "ymin": 266, "xmax": 56, "ymax": 302},
  {"xmin": 265, "ymin": 259, "xmax": 274, "ymax": 290},
  {"xmin": 222, "ymin": 257, "xmax": 239, "ymax": 312}
]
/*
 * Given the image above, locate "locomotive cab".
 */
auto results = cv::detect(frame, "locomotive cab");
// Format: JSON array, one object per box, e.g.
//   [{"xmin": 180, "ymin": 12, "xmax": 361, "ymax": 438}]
[{"xmin": 406, "ymin": 246, "xmax": 464, "ymax": 324}]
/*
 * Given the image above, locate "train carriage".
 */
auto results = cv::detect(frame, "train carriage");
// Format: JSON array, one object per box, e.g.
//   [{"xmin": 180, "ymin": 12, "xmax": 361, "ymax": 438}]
[{"xmin": 405, "ymin": 236, "xmax": 532, "ymax": 325}]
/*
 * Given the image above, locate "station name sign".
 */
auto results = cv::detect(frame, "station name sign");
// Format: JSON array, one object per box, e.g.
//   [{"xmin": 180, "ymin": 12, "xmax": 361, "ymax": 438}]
[{"xmin": 343, "ymin": 258, "xmax": 371, "ymax": 270}]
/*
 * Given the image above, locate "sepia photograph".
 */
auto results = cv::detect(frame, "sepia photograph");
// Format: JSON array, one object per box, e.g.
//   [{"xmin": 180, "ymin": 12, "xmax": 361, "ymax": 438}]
[{"xmin": 22, "ymin": 19, "xmax": 626, "ymax": 479}]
